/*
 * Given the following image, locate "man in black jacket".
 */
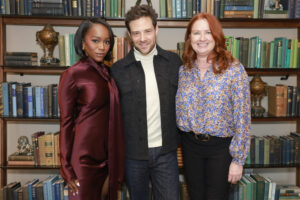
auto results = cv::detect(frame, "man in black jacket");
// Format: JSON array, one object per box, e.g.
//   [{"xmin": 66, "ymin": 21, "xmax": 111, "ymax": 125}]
[{"xmin": 110, "ymin": 4, "xmax": 182, "ymax": 200}]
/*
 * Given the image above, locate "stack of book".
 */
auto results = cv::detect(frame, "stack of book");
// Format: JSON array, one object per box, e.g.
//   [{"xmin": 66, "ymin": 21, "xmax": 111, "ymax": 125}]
[
  {"xmin": 222, "ymin": 36, "xmax": 300, "ymax": 69},
  {"xmin": 229, "ymin": 174, "xmax": 277, "ymax": 200},
  {"xmin": 277, "ymin": 185, "xmax": 300, "ymax": 200},
  {"xmin": 4, "ymin": 52, "xmax": 38, "ymax": 66},
  {"xmin": 245, "ymin": 132, "xmax": 300, "ymax": 166},
  {"xmin": 0, "ymin": 175, "xmax": 67, "ymax": 200},
  {"xmin": 267, "ymin": 85, "xmax": 300, "ymax": 117},
  {"xmin": 32, "ymin": 0, "xmax": 64, "ymax": 16},
  {"xmin": 7, "ymin": 131, "xmax": 60, "ymax": 167},
  {"xmin": 7, "ymin": 152, "xmax": 34, "ymax": 166},
  {"xmin": 0, "ymin": 82, "xmax": 59, "ymax": 118}
]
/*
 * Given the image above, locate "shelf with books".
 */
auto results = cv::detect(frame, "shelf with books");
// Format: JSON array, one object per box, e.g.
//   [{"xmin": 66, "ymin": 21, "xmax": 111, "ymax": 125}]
[{"xmin": 0, "ymin": 8, "xmax": 300, "ymax": 190}]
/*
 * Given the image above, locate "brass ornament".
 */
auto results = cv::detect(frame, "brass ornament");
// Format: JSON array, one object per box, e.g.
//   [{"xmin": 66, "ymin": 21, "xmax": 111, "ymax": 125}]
[
  {"xmin": 250, "ymin": 75, "xmax": 267, "ymax": 117},
  {"xmin": 36, "ymin": 24, "xmax": 60, "ymax": 65},
  {"xmin": 135, "ymin": 0, "xmax": 152, "ymax": 7}
]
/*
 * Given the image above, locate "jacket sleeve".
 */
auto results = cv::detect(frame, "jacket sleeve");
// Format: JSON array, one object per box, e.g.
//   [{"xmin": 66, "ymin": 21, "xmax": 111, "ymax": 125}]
[{"xmin": 58, "ymin": 69, "xmax": 78, "ymax": 182}]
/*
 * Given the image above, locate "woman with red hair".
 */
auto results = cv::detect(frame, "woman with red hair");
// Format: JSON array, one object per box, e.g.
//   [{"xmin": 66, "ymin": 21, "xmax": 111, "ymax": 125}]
[{"xmin": 176, "ymin": 13, "xmax": 251, "ymax": 200}]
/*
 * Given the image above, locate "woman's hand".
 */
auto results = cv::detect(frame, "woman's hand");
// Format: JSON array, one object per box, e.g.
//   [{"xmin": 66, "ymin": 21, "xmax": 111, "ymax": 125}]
[
  {"xmin": 228, "ymin": 162, "xmax": 243, "ymax": 184},
  {"xmin": 67, "ymin": 179, "xmax": 80, "ymax": 196}
]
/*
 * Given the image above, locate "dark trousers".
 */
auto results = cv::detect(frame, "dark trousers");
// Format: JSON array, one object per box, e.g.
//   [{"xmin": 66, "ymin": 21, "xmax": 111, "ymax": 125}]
[
  {"xmin": 125, "ymin": 147, "xmax": 179, "ymax": 200},
  {"xmin": 182, "ymin": 132, "xmax": 232, "ymax": 200}
]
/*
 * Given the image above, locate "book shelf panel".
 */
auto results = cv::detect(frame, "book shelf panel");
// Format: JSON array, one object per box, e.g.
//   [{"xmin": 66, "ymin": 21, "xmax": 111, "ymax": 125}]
[
  {"xmin": 244, "ymin": 164, "xmax": 300, "ymax": 168},
  {"xmin": 2, "ymin": 16, "xmax": 300, "ymax": 28},
  {"xmin": 1, "ymin": 117, "xmax": 59, "ymax": 122},
  {"xmin": 0, "ymin": 165, "xmax": 60, "ymax": 169},
  {"xmin": 251, "ymin": 117, "xmax": 299, "ymax": 122},
  {"xmin": 246, "ymin": 68, "xmax": 300, "ymax": 76},
  {"xmin": 2, "ymin": 66, "xmax": 67, "ymax": 75}
]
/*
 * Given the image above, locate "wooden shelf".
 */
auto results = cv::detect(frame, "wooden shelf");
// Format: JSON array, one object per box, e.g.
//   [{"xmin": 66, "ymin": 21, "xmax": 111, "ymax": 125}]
[
  {"xmin": 244, "ymin": 164, "xmax": 300, "ymax": 168},
  {"xmin": 1, "ymin": 117, "xmax": 59, "ymax": 122},
  {"xmin": 1, "ymin": 115, "xmax": 296, "ymax": 122},
  {"xmin": 246, "ymin": 68, "xmax": 300, "ymax": 76},
  {"xmin": 2, "ymin": 66, "xmax": 67, "ymax": 75},
  {"xmin": 0, "ymin": 165, "xmax": 60, "ymax": 169},
  {"xmin": 251, "ymin": 116, "xmax": 299, "ymax": 122},
  {"xmin": 1, "ymin": 15, "xmax": 300, "ymax": 28}
]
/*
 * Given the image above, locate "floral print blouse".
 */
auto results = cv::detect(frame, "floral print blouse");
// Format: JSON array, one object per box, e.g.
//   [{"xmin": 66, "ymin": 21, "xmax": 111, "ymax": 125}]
[{"xmin": 176, "ymin": 61, "xmax": 251, "ymax": 165}]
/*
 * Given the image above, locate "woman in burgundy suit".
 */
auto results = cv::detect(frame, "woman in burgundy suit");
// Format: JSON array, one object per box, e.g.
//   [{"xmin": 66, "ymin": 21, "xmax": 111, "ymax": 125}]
[{"xmin": 58, "ymin": 18, "xmax": 124, "ymax": 200}]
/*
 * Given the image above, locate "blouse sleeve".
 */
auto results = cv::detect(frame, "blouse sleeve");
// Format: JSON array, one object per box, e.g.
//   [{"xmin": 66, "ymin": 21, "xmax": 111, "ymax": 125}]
[
  {"xmin": 58, "ymin": 69, "xmax": 78, "ymax": 182},
  {"xmin": 229, "ymin": 64, "xmax": 251, "ymax": 165}
]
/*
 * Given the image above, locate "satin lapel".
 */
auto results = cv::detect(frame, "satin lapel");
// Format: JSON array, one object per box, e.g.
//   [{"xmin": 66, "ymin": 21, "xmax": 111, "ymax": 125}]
[{"xmin": 85, "ymin": 57, "xmax": 109, "ymax": 81}]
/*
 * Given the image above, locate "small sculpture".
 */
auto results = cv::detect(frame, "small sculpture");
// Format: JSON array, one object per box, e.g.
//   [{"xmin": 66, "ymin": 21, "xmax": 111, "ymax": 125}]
[
  {"xmin": 16, "ymin": 136, "xmax": 33, "ymax": 156},
  {"xmin": 250, "ymin": 75, "xmax": 267, "ymax": 117},
  {"xmin": 36, "ymin": 24, "xmax": 60, "ymax": 65}
]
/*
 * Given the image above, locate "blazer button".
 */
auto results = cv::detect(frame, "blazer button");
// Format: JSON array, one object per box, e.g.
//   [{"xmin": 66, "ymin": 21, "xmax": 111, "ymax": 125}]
[{"xmin": 137, "ymin": 79, "xmax": 140, "ymax": 83}]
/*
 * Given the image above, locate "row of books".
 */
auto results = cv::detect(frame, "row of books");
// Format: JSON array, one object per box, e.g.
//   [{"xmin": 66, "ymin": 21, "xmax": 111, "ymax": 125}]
[
  {"xmin": 229, "ymin": 174, "xmax": 300, "ymax": 200},
  {"xmin": 267, "ymin": 85, "xmax": 300, "ymax": 117},
  {"xmin": 4, "ymin": 52, "xmax": 38, "ymax": 66},
  {"xmin": 0, "ymin": 0, "xmax": 125, "ymax": 18},
  {"xmin": 177, "ymin": 37, "xmax": 300, "ymax": 69},
  {"xmin": 245, "ymin": 132, "xmax": 300, "ymax": 165},
  {"xmin": 0, "ymin": 175, "xmax": 68, "ymax": 200},
  {"xmin": 58, "ymin": 34, "xmax": 131, "ymax": 67},
  {"xmin": 0, "ymin": 82, "xmax": 59, "ymax": 118},
  {"xmin": 225, "ymin": 36, "xmax": 300, "ymax": 69},
  {"xmin": 160, "ymin": 0, "xmax": 300, "ymax": 19},
  {"xmin": 8, "ymin": 131, "xmax": 60, "ymax": 166}
]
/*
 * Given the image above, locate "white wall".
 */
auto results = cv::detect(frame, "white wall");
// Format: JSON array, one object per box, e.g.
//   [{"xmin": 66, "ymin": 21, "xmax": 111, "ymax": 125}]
[{"xmin": 1, "ymin": 0, "xmax": 299, "ymax": 185}]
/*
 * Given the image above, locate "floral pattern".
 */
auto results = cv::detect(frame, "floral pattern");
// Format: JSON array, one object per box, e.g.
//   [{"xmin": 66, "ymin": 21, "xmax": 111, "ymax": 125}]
[{"xmin": 176, "ymin": 62, "xmax": 251, "ymax": 165}]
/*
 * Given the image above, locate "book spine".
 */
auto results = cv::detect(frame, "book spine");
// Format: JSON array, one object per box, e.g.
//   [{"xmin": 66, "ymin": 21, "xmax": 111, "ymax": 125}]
[
  {"xmin": 12, "ymin": 83, "xmax": 17, "ymax": 117},
  {"xmin": 160, "ymin": 0, "xmax": 166, "ymax": 18},
  {"xmin": 2, "ymin": 83, "xmax": 9, "ymax": 116}
]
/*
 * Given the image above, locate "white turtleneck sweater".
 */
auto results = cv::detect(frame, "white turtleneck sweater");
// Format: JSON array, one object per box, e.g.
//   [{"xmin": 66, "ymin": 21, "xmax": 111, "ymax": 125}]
[{"xmin": 134, "ymin": 46, "xmax": 162, "ymax": 148}]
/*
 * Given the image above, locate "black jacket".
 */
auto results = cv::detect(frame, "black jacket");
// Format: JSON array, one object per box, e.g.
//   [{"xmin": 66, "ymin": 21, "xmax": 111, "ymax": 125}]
[{"xmin": 110, "ymin": 45, "xmax": 182, "ymax": 160}]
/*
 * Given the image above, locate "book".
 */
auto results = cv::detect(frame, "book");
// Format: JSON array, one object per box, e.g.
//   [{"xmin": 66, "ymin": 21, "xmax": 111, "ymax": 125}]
[
  {"xmin": 5, "ymin": 181, "xmax": 21, "ymax": 200},
  {"xmin": 27, "ymin": 178, "xmax": 39, "ymax": 200},
  {"xmin": 31, "ymin": 131, "xmax": 45, "ymax": 166},
  {"xmin": 7, "ymin": 160, "xmax": 34, "ymax": 165},
  {"xmin": 5, "ymin": 52, "xmax": 37, "ymax": 56},
  {"xmin": 43, "ymin": 175, "xmax": 59, "ymax": 200},
  {"xmin": 33, "ymin": 180, "xmax": 44, "ymax": 200},
  {"xmin": 4, "ymin": 55, "xmax": 38, "ymax": 61},
  {"xmin": 268, "ymin": 85, "xmax": 288, "ymax": 117},
  {"xmin": 38, "ymin": 132, "xmax": 55, "ymax": 166},
  {"xmin": 5, "ymin": 60, "xmax": 38, "ymax": 66},
  {"xmin": 8, "ymin": 152, "xmax": 34, "ymax": 161}
]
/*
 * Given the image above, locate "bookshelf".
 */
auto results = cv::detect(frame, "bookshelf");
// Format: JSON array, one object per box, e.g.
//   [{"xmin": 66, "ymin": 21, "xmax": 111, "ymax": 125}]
[{"xmin": 0, "ymin": 15, "xmax": 300, "ymax": 189}]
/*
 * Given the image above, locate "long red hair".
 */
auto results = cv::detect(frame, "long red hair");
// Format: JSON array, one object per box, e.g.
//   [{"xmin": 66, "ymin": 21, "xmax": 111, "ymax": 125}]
[{"xmin": 182, "ymin": 13, "xmax": 234, "ymax": 73}]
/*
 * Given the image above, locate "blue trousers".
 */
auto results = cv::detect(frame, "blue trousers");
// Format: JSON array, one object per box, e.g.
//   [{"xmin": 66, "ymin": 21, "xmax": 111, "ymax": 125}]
[{"xmin": 125, "ymin": 147, "xmax": 179, "ymax": 200}]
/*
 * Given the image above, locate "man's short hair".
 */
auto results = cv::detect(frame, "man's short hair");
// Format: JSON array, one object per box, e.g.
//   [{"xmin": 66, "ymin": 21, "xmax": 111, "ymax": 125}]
[{"xmin": 125, "ymin": 4, "xmax": 158, "ymax": 32}]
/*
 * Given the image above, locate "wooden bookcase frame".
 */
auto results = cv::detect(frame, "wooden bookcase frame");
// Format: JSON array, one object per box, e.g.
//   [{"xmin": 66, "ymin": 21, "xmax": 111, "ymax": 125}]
[{"xmin": 0, "ymin": 16, "xmax": 300, "ymax": 187}]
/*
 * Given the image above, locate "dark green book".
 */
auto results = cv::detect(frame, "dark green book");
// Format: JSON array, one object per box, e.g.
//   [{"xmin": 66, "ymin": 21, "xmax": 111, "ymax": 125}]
[{"xmin": 250, "ymin": 174, "xmax": 265, "ymax": 200}]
